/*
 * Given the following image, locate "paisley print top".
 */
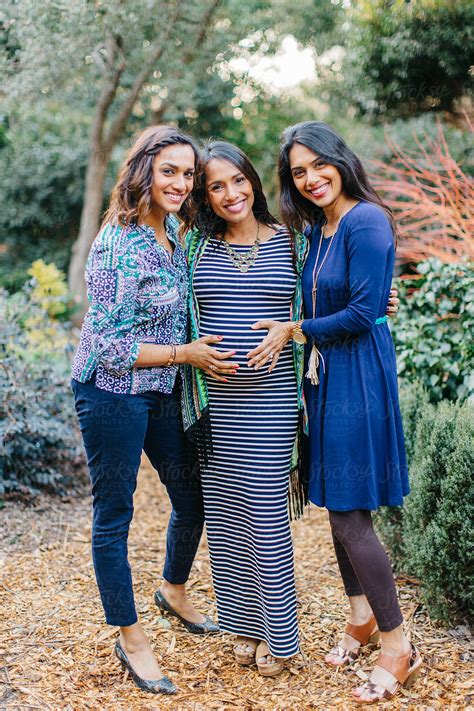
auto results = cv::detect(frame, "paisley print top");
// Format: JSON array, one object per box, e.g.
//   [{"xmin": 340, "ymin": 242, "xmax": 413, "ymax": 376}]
[{"xmin": 71, "ymin": 215, "xmax": 188, "ymax": 394}]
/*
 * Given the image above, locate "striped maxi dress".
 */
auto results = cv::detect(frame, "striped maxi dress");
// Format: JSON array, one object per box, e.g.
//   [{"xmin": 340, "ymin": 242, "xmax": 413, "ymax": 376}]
[{"xmin": 192, "ymin": 227, "xmax": 300, "ymax": 657}]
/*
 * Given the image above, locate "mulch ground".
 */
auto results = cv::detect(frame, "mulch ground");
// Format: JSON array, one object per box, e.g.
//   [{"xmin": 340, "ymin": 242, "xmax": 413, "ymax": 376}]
[{"xmin": 1, "ymin": 459, "xmax": 472, "ymax": 710}]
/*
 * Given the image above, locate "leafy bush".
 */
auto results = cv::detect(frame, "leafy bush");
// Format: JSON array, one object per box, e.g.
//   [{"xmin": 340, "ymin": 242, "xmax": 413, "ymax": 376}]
[
  {"xmin": 0, "ymin": 109, "xmax": 89, "ymax": 292},
  {"xmin": 374, "ymin": 382, "xmax": 429, "ymax": 568},
  {"xmin": 391, "ymin": 259, "xmax": 474, "ymax": 402},
  {"xmin": 0, "ymin": 262, "xmax": 85, "ymax": 499},
  {"xmin": 376, "ymin": 384, "xmax": 474, "ymax": 623},
  {"xmin": 403, "ymin": 398, "xmax": 473, "ymax": 622}
]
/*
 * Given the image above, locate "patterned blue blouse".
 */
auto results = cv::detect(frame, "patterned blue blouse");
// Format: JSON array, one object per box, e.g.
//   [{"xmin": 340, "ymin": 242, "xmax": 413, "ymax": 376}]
[{"xmin": 71, "ymin": 215, "xmax": 188, "ymax": 394}]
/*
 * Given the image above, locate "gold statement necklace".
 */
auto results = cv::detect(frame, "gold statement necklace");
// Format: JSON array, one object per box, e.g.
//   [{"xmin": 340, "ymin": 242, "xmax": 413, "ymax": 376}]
[
  {"xmin": 223, "ymin": 223, "xmax": 261, "ymax": 273},
  {"xmin": 306, "ymin": 202, "xmax": 350, "ymax": 385}
]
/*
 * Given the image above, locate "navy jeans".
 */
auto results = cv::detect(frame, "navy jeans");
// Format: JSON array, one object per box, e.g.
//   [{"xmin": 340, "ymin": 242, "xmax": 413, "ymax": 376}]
[{"xmin": 71, "ymin": 376, "xmax": 204, "ymax": 627}]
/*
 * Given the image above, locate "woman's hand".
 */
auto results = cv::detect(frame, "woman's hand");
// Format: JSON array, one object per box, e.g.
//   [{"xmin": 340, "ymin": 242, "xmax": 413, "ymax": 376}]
[
  {"xmin": 387, "ymin": 287, "xmax": 399, "ymax": 316},
  {"xmin": 246, "ymin": 320, "xmax": 293, "ymax": 373},
  {"xmin": 178, "ymin": 335, "xmax": 238, "ymax": 382}
]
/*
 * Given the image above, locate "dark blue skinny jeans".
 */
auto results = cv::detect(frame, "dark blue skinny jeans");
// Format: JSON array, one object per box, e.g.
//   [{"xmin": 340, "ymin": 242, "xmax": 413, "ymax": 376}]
[{"xmin": 71, "ymin": 376, "xmax": 204, "ymax": 627}]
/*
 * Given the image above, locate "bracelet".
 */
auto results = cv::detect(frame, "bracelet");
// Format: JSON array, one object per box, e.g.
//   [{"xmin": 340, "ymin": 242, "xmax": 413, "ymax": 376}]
[{"xmin": 165, "ymin": 344, "xmax": 177, "ymax": 367}]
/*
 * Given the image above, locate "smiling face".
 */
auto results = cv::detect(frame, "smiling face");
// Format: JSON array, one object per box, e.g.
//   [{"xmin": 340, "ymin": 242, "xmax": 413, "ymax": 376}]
[
  {"xmin": 289, "ymin": 143, "xmax": 344, "ymax": 210},
  {"xmin": 150, "ymin": 143, "xmax": 196, "ymax": 214},
  {"xmin": 205, "ymin": 158, "xmax": 255, "ymax": 225}
]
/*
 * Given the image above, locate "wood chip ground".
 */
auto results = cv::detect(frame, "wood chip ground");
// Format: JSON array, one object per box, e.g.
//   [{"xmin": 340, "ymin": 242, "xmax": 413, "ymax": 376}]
[{"xmin": 1, "ymin": 459, "xmax": 472, "ymax": 710}]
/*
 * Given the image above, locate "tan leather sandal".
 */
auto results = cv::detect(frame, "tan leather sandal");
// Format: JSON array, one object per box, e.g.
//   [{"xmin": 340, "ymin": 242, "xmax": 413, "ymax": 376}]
[
  {"xmin": 256, "ymin": 641, "xmax": 285, "ymax": 677},
  {"xmin": 352, "ymin": 643, "xmax": 422, "ymax": 704},
  {"xmin": 233, "ymin": 637, "xmax": 258, "ymax": 666},
  {"xmin": 325, "ymin": 614, "xmax": 380, "ymax": 667}
]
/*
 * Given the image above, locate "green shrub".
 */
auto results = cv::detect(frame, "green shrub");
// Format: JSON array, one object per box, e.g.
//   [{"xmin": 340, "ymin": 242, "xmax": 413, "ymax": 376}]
[
  {"xmin": 0, "ymin": 112, "xmax": 87, "ymax": 292},
  {"xmin": 404, "ymin": 399, "xmax": 473, "ymax": 622},
  {"xmin": 376, "ymin": 385, "xmax": 474, "ymax": 623},
  {"xmin": 374, "ymin": 382, "xmax": 429, "ymax": 568},
  {"xmin": 391, "ymin": 259, "xmax": 474, "ymax": 403},
  {"xmin": 0, "ymin": 264, "xmax": 85, "ymax": 499}
]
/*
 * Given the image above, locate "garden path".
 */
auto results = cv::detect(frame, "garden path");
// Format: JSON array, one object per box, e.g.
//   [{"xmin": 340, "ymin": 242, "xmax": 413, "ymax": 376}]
[{"xmin": 1, "ymin": 459, "xmax": 471, "ymax": 710}]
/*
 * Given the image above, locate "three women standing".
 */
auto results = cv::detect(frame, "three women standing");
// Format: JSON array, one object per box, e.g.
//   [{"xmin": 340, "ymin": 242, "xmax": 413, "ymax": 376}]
[{"xmin": 72, "ymin": 120, "xmax": 420, "ymax": 703}]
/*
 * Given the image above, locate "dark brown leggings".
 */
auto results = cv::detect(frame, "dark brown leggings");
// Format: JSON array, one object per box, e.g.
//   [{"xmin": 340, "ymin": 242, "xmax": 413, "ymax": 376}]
[{"xmin": 329, "ymin": 509, "xmax": 403, "ymax": 633}]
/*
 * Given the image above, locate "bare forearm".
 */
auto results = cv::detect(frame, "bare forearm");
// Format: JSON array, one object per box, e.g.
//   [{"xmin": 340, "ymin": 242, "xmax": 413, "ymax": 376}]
[
  {"xmin": 134, "ymin": 342, "xmax": 190, "ymax": 368},
  {"xmin": 134, "ymin": 337, "xmax": 237, "ymax": 383}
]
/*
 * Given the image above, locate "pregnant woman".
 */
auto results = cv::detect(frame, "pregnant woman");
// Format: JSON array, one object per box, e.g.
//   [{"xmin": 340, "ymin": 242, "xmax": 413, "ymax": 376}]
[
  {"xmin": 71, "ymin": 125, "xmax": 235, "ymax": 694},
  {"xmin": 182, "ymin": 140, "xmax": 308, "ymax": 676},
  {"xmin": 277, "ymin": 121, "xmax": 422, "ymax": 704}
]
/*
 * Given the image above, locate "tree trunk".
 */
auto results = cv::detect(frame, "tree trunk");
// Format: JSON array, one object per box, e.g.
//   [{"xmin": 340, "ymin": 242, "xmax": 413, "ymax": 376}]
[
  {"xmin": 67, "ymin": 2, "xmax": 219, "ymax": 322},
  {"xmin": 68, "ymin": 148, "xmax": 108, "ymax": 321}
]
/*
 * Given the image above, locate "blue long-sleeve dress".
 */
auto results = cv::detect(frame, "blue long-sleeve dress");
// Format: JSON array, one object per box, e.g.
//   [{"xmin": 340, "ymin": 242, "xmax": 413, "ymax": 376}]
[{"xmin": 301, "ymin": 201, "xmax": 409, "ymax": 511}]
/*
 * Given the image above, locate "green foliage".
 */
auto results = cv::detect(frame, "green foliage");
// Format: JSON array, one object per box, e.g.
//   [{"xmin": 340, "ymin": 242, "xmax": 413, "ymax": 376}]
[
  {"xmin": 2, "ymin": 0, "xmax": 471, "ymax": 289},
  {"xmin": 343, "ymin": 114, "xmax": 473, "ymax": 183},
  {"xmin": 0, "ymin": 263, "xmax": 84, "ymax": 499},
  {"xmin": 2, "ymin": 0, "xmax": 334, "ymax": 287},
  {"xmin": 376, "ymin": 384, "xmax": 474, "ymax": 623},
  {"xmin": 377, "ymin": 258, "xmax": 474, "ymax": 621},
  {"xmin": 0, "ymin": 110, "xmax": 88, "ymax": 291},
  {"xmin": 374, "ymin": 381, "xmax": 429, "ymax": 567},
  {"xmin": 344, "ymin": 0, "xmax": 474, "ymax": 119},
  {"xmin": 391, "ymin": 259, "xmax": 474, "ymax": 402},
  {"xmin": 406, "ymin": 397, "xmax": 474, "ymax": 621}
]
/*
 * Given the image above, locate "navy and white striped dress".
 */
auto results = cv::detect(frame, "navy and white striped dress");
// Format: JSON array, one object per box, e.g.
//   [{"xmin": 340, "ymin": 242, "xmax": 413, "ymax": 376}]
[{"xmin": 193, "ymin": 227, "xmax": 300, "ymax": 657}]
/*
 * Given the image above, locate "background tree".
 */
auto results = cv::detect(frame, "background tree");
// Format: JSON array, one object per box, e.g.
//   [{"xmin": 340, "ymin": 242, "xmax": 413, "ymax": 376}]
[
  {"xmin": 2, "ymin": 0, "xmax": 309, "ymax": 310},
  {"xmin": 2, "ymin": 0, "xmax": 471, "ymax": 303},
  {"xmin": 1, "ymin": 0, "xmax": 342, "ymax": 309},
  {"xmin": 341, "ymin": 0, "xmax": 474, "ymax": 121}
]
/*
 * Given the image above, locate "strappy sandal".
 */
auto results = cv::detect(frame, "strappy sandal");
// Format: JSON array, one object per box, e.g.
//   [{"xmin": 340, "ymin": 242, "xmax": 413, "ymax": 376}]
[
  {"xmin": 325, "ymin": 614, "xmax": 380, "ymax": 667},
  {"xmin": 352, "ymin": 643, "xmax": 422, "ymax": 705},
  {"xmin": 256, "ymin": 641, "xmax": 285, "ymax": 677},
  {"xmin": 233, "ymin": 637, "xmax": 258, "ymax": 666}
]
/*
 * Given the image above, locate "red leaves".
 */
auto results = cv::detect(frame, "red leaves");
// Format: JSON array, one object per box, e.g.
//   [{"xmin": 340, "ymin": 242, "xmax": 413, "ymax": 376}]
[{"xmin": 370, "ymin": 119, "xmax": 474, "ymax": 268}]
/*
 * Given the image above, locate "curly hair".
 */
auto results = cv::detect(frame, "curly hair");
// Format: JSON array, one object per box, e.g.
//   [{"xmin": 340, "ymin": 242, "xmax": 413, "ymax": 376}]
[
  {"xmin": 278, "ymin": 121, "xmax": 397, "ymax": 239},
  {"xmin": 191, "ymin": 140, "xmax": 278, "ymax": 237},
  {"xmin": 102, "ymin": 125, "xmax": 200, "ymax": 229}
]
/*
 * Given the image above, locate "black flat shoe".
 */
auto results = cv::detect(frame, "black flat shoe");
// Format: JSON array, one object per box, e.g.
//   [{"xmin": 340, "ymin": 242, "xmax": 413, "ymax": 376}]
[
  {"xmin": 114, "ymin": 641, "xmax": 177, "ymax": 695},
  {"xmin": 154, "ymin": 589, "xmax": 220, "ymax": 635}
]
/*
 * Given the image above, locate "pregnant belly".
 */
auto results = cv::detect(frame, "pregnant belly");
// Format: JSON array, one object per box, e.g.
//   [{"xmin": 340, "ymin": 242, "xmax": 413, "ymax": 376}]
[
  {"xmin": 199, "ymin": 323, "xmax": 295, "ymax": 387},
  {"xmin": 199, "ymin": 325, "xmax": 263, "ymax": 363},
  {"xmin": 197, "ymin": 300, "xmax": 295, "ymax": 381}
]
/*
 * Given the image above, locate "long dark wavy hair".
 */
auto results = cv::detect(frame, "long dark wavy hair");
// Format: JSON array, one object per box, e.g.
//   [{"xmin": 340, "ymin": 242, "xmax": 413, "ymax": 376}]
[
  {"xmin": 192, "ymin": 140, "xmax": 278, "ymax": 237},
  {"xmin": 102, "ymin": 124, "xmax": 200, "ymax": 229},
  {"xmin": 278, "ymin": 121, "xmax": 397, "ymax": 238}
]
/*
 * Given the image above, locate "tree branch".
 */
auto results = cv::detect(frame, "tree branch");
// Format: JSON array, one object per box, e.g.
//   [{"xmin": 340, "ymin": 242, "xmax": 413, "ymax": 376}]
[
  {"xmin": 152, "ymin": 0, "xmax": 223, "ymax": 124},
  {"xmin": 183, "ymin": 0, "xmax": 222, "ymax": 61},
  {"xmin": 102, "ymin": 5, "xmax": 183, "ymax": 153},
  {"xmin": 90, "ymin": 35, "xmax": 125, "ymax": 155}
]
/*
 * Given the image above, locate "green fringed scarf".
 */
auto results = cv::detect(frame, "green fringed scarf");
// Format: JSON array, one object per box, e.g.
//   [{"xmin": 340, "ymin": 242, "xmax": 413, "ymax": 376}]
[{"xmin": 181, "ymin": 227, "xmax": 310, "ymax": 519}]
